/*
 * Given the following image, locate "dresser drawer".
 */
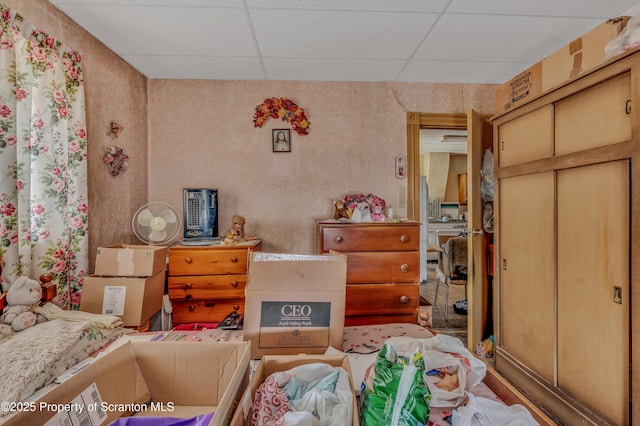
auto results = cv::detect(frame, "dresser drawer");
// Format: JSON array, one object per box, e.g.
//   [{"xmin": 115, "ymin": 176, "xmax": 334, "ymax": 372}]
[
  {"xmin": 168, "ymin": 274, "xmax": 246, "ymax": 301},
  {"xmin": 345, "ymin": 283, "xmax": 419, "ymax": 316},
  {"xmin": 171, "ymin": 300, "xmax": 244, "ymax": 324},
  {"xmin": 169, "ymin": 248, "xmax": 249, "ymax": 276},
  {"xmin": 320, "ymin": 224, "xmax": 419, "ymax": 252},
  {"xmin": 345, "ymin": 251, "xmax": 419, "ymax": 283}
]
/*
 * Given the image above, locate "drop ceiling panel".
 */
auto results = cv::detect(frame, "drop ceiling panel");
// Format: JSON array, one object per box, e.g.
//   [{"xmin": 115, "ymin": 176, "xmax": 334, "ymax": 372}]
[
  {"xmin": 251, "ymin": 9, "xmax": 438, "ymax": 59},
  {"xmin": 245, "ymin": 0, "xmax": 449, "ymax": 12},
  {"xmin": 48, "ymin": 0, "xmax": 640, "ymax": 82},
  {"xmin": 448, "ymin": 0, "xmax": 639, "ymax": 18},
  {"xmin": 397, "ymin": 60, "xmax": 533, "ymax": 84},
  {"xmin": 52, "ymin": 4, "xmax": 257, "ymax": 56},
  {"xmin": 264, "ymin": 57, "xmax": 406, "ymax": 82},
  {"xmin": 123, "ymin": 55, "xmax": 266, "ymax": 80},
  {"xmin": 415, "ymin": 14, "xmax": 603, "ymax": 62}
]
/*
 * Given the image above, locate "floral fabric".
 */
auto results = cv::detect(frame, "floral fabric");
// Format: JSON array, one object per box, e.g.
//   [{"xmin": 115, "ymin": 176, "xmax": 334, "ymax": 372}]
[{"xmin": 0, "ymin": 4, "xmax": 88, "ymax": 309}]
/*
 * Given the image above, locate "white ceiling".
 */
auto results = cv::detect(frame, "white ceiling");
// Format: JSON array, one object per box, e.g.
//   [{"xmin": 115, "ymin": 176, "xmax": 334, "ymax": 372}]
[{"xmin": 48, "ymin": 0, "xmax": 640, "ymax": 84}]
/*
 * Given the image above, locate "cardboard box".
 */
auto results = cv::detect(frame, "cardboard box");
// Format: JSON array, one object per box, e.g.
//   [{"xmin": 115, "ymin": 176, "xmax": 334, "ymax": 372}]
[
  {"xmin": 244, "ymin": 252, "xmax": 347, "ymax": 359},
  {"xmin": 495, "ymin": 61, "xmax": 543, "ymax": 115},
  {"xmin": 94, "ymin": 244, "xmax": 167, "ymax": 277},
  {"xmin": 80, "ymin": 271, "xmax": 165, "ymax": 326},
  {"xmin": 3, "ymin": 340, "xmax": 250, "ymax": 426},
  {"xmin": 542, "ymin": 17, "xmax": 630, "ymax": 91},
  {"xmin": 230, "ymin": 354, "xmax": 358, "ymax": 426}
]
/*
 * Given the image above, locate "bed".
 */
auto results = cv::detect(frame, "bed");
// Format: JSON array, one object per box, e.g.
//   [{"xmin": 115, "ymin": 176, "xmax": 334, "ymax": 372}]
[{"xmin": 0, "ymin": 303, "xmax": 129, "ymax": 418}]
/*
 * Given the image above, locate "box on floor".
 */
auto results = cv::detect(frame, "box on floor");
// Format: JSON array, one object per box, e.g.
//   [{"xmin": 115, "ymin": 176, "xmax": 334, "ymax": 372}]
[
  {"xmin": 80, "ymin": 272, "xmax": 164, "ymax": 326},
  {"xmin": 243, "ymin": 252, "xmax": 347, "ymax": 359},
  {"xmin": 94, "ymin": 244, "xmax": 167, "ymax": 277},
  {"xmin": 2, "ymin": 340, "xmax": 250, "ymax": 426},
  {"xmin": 230, "ymin": 354, "xmax": 358, "ymax": 426}
]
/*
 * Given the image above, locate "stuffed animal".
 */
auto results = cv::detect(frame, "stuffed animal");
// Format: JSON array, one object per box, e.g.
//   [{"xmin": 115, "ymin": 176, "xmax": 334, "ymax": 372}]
[
  {"xmin": 332, "ymin": 200, "xmax": 349, "ymax": 220},
  {"xmin": 1, "ymin": 276, "xmax": 46, "ymax": 332}
]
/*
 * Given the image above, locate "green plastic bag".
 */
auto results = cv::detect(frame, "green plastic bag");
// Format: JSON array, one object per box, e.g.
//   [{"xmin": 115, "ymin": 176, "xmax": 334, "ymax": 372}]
[{"xmin": 360, "ymin": 342, "xmax": 431, "ymax": 425}]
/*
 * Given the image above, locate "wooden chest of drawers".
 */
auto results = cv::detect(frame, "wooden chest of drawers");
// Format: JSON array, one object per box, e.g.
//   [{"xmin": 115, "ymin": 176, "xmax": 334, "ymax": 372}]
[
  {"xmin": 317, "ymin": 221, "xmax": 420, "ymax": 326},
  {"xmin": 168, "ymin": 239, "xmax": 262, "ymax": 324}
]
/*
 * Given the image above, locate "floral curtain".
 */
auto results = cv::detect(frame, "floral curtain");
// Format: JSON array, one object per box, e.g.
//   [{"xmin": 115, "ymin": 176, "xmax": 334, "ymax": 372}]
[{"xmin": 0, "ymin": 5, "xmax": 88, "ymax": 309}]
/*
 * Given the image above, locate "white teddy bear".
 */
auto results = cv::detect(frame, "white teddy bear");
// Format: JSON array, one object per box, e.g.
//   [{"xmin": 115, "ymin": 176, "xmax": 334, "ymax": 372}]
[{"xmin": 1, "ymin": 276, "xmax": 46, "ymax": 332}]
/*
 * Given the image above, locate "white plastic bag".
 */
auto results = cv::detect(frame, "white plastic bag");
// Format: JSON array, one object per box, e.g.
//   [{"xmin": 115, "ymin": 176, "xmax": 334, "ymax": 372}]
[
  {"xmin": 451, "ymin": 393, "xmax": 538, "ymax": 426},
  {"xmin": 422, "ymin": 350, "xmax": 467, "ymax": 407},
  {"xmin": 605, "ymin": 14, "xmax": 640, "ymax": 60},
  {"xmin": 386, "ymin": 335, "xmax": 487, "ymax": 390}
]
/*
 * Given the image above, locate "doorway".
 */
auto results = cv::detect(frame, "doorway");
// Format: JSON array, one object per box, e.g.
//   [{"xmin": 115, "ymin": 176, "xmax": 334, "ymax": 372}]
[
  {"xmin": 407, "ymin": 111, "xmax": 494, "ymax": 352},
  {"xmin": 407, "ymin": 113, "xmax": 469, "ymax": 339}
]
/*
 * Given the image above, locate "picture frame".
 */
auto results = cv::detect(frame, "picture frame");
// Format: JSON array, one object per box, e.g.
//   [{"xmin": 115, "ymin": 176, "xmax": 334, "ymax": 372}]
[{"xmin": 272, "ymin": 129, "xmax": 291, "ymax": 152}]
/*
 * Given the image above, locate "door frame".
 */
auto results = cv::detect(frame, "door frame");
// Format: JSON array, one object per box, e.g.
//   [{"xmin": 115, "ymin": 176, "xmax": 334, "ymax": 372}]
[{"xmin": 406, "ymin": 112, "xmax": 467, "ymax": 222}]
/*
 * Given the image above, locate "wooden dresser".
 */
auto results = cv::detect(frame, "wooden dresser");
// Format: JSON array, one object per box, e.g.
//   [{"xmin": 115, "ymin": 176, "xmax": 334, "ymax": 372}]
[
  {"xmin": 316, "ymin": 221, "xmax": 420, "ymax": 326},
  {"xmin": 167, "ymin": 239, "xmax": 262, "ymax": 324}
]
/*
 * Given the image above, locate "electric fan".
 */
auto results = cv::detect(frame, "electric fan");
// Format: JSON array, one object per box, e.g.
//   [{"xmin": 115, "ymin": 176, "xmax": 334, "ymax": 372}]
[{"xmin": 132, "ymin": 202, "xmax": 181, "ymax": 245}]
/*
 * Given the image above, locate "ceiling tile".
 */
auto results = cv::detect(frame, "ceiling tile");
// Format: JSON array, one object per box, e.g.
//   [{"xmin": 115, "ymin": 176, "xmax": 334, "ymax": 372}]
[
  {"xmin": 51, "ymin": 4, "xmax": 257, "ymax": 56},
  {"xmin": 448, "ymin": 0, "xmax": 640, "ymax": 18},
  {"xmin": 250, "ymin": 9, "xmax": 438, "ymax": 59},
  {"xmin": 398, "ymin": 60, "xmax": 533, "ymax": 84},
  {"xmin": 123, "ymin": 55, "xmax": 266, "ymax": 80},
  {"xmin": 264, "ymin": 57, "xmax": 406, "ymax": 81},
  {"xmin": 415, "ymin": 14, "xmax": 603, "ymax": 63},
  {"xmin": 245, "ymin": 0, "xmax": 448, "ymax": 12}
]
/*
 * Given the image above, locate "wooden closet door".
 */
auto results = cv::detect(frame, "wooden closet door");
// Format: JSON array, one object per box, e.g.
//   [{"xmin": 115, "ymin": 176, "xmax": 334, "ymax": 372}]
[
  {"xmin": 557, "ymin": 160, "xmax": 629, "ymax": 425},
  {"xmin": 499, "ymin": 171, "xmax": 555, "ymax": 382}
]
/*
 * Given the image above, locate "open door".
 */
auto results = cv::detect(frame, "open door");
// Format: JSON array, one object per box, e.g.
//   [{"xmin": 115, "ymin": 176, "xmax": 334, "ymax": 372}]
[{"xmin": 467, "ymin": 109, "xmax": 494, "ymax": 351}]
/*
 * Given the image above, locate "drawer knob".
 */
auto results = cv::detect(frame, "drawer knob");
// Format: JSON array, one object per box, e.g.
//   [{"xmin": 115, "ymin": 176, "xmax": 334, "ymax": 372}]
[
  {"xmin": 233, "ymin": 304, "xmax": 240, "ymax": 311},
  {"xmin": 185, "ymin": 257, "xmax": 192, "ymax": 264},
  {"xmin": 189, "ymin": 305, "xmax": 195, "ymax": 312},
  {"xmin": 399, "ymin": 295, "xmax": 409, "ymax": 304},
  {"xmin": 185, "ymin": 283, "xmax": 192, "ymax": 289},
  {"xmin": 400, "ymin": 264, "xmax": 409, "ymax": 273},
  {"xmin": 231, "ymin": 256, "xmax": 238, "ymax": 263},
  {"xmin": 231, "ymin": 281, "xmax": 238, "ymax": 287},
  {"xmin": 335, "ymin": 236, "xmax": 344, "ymax": 243},
  {"xmin": 400, "ymin": 234, "xmax": 409, "ymax": 243},
  {"xmin": 185, "ymin": 294, "xmax": 192, "ymax": 300}
]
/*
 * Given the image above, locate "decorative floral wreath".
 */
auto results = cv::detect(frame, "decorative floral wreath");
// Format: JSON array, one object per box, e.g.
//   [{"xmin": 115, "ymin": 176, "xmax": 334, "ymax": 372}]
[
  {"xmin": 103, "ymin": 146, "xmax": 129, "ymax": 177},
  {"xmin": 253, "ymin": 97, "xmax": 310, "ymax": 135}
]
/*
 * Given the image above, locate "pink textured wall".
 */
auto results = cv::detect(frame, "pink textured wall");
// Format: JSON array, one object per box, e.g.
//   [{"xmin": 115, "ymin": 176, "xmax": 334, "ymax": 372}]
[
  {"xmin": 148, "ymin": 81, "xmax": 496, "ymax": 254},
  {"xmin": 5, "ymin": 0, "xmax": 149, "ymax": 271}
]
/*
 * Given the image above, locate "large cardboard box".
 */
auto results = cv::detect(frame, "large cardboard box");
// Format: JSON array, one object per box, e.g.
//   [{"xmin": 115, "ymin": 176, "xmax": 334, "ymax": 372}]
[
  {"xmin": 494, "ymin": 61, "xmax": 543, "ymax": 115},
  {"xmin": 80, "ymin": 272, "xmax": 164, "ymax": 326},
  {"xmin": 542, "ymin": 17, "xmax": 630, "ymax": 91},
  {"xmin": 244, "ymin": 252, "xmax": 347, "ymax": 359},
  {"xmin": 3, "ymin": 340, "xmax": 250, "ymax": 426},
  {"xmin": 94, "ymin": 244, "xmax": 167, "ymax": 277},
  {"xmin": 230, "ymin": 354, "xmax": 358, "ymax": 426}
]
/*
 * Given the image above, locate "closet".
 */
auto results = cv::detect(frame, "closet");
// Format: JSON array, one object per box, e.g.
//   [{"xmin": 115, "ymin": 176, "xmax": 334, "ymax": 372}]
[{"xmin": 492, "ymin": 50, "xmax": 636, "ymax": 424}]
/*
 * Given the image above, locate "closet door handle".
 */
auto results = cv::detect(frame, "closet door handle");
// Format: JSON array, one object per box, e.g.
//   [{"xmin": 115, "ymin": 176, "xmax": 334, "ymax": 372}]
[{"xmin": 626, "ymin": 99, "xmax": 632, "ymax": 115}]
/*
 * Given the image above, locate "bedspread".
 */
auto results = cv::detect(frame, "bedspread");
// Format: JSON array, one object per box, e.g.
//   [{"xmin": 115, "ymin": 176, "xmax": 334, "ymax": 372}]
[{"xmin": 0, "ymin": 318, "xmax": 128, "ymax": 416}]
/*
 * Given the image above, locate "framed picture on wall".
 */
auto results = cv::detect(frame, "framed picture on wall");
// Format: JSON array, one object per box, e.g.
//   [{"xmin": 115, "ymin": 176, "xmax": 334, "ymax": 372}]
[{"xmin": 272, "ymin": 129, "xmax": 291, "ymax": 152}]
